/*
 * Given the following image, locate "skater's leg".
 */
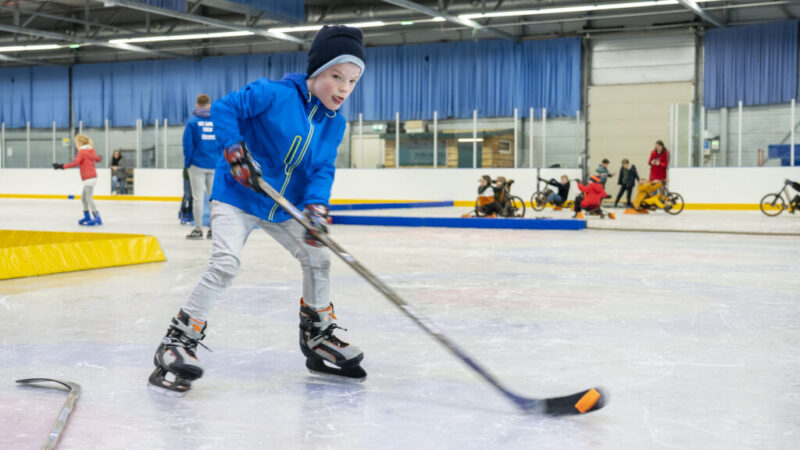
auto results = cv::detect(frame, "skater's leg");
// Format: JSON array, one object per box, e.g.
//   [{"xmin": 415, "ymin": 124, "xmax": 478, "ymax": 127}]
[
  {"xmin": 262, "ymin": 219, "xmax": 331, "ymax": 309},
  {"xmin": 182, "ymin": 202, "xmax": 258, "ymax": 321},
  {"xmin": 84, "ymin": 179, "xmax": 98, "ymax": 213},
  {"xmin": 150, "ymin": 202, "xmax": 257, "ymax": 395},
  {"xmin": 188, "ymin": 165, "xmax": 206, "ymax": 235},
  {"xmin": 262, "ymin": 219, "xmax": 365, "ymax": 380},
  {"xmin": 81, "ymin": 183, "xmax": 90, "ymax": 211}
]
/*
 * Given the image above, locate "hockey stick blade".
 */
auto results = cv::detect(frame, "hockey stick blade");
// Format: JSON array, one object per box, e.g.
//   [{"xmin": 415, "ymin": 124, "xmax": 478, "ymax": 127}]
[
  {"xmin": 254, "ymin": 177, "xmax": 607, "ymax": 416},
  {"xmin": 16, "ymin": 378, "xmax": 81, "ymax": 450},
  {"xmin": 508, "ymin": 386, "xmax": 607, "ymax": 416}
]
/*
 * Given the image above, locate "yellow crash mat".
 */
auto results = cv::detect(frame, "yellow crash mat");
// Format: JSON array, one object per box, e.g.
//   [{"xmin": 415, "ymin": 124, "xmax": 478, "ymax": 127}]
[{"xmin": 0, "ymin": 230, "xmax": 165, "ymax": 280}]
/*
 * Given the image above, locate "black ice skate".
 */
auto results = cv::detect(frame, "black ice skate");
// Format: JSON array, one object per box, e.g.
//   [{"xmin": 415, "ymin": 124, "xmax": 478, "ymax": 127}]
[
  {"xmin": 148, "ymin": 309, "xmax": 208, "ymax": 397},
  {"xmin": 299, "ymin": 299, "xmax": 366, "ymax": 381}
]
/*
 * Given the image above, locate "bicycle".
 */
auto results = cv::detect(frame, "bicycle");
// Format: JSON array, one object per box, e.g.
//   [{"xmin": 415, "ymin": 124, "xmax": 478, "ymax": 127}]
[
  {"xmin": 632, "ymin": 180, "xmax": 684, "ymax": 215},
  {"xmin": 530, "ymin": 178, "xmax": 549, "ymax": 212},
  {"xmin": 473, "ymin": 179, "xmax": 526, "ymax": 218},
  {"xmin": 759, "ymin": 179, "xmax": 800, "ymax": 216},
  {"xmin": 530, "ymin": 177, "xmax": 571, "ymax": 212},
  {"xmin": 662, "ymin": 184, "xmax": 685, "ymax": 215}
]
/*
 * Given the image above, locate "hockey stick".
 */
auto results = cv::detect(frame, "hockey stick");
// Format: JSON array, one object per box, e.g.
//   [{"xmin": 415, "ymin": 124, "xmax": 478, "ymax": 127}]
[
  {"xmin": 256, "ymin": 177, "xmax": 606, "ymax": 416},
  {"xmin": 16, "ymin": 378, "xmax": 81, "ymax": 449}
]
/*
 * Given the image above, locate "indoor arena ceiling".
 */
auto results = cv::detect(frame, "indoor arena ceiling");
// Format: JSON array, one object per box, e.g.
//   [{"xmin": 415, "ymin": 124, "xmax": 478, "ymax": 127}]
[{"xmin": 0, "ymin": 0, "xmax": 797, "ymax": 66}]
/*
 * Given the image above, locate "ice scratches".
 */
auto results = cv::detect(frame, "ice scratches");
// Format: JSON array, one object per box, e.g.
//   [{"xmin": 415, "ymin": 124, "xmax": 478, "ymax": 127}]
[
  {"xmin": 0, "ymin": 296, "xmax": 17, "ymax": 311},
  {"xmin": 644, "ymin": 405, "xmax": 728, "ymax": 448},
  {"xmin": 75, "ymin": 361, "xmax": 108, "ymax": 370}
]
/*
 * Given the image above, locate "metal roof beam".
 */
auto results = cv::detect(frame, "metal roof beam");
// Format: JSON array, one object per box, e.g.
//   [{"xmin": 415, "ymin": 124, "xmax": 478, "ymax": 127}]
[
  {"xmin": 676, "ymin": 0, "xmax": 726, "ymax": 27},
  {"xmin": 0, "ymin": 5, "xmax": 142, "ymax": 36},
  {"xmin": 102, "ymin": 0, "xmax": 307, "ymax": 45},
  {"xmin": 379, "ymin": 0, "xmax": 519, "ymax": 42},
  {"xmin": 0, "ymin": 23, "xmax": 189, "ymax": 59},
  {"xmin": 0, "ymin": 52, "xmax": 63, "ymax": 66}
]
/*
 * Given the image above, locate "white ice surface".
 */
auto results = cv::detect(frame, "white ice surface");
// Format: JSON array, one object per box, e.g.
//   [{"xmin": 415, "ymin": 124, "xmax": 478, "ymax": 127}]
[{"xmin": 1, "ymin": 199, "xmax": 799, "ymax": 449}]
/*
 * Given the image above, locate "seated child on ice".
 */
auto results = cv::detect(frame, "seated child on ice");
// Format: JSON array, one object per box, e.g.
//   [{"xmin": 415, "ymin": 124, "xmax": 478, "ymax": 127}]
[
  {"xmin": 478, "ymin": 176, "xmax": 509, "ymax": 217},
  {"xmin": 573, "ymin": 175, "xmax": 613, "ymax": 219},
  {"xmin": 475, "ymin": 175, "xmax": 497, "ymax": 214},
  {"xmin": 632, "ymin": 180, "xmax": 664, "ymax": 211},
  {"xmin": 540, "ymin": 175, "xmax": 570, "ymax": 210}
]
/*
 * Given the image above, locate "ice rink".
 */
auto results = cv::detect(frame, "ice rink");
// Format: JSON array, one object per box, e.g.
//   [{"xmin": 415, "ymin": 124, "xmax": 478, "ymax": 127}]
[{"xmin": 1, "ymin": 198, "xmax": 799, "ymax": 449}]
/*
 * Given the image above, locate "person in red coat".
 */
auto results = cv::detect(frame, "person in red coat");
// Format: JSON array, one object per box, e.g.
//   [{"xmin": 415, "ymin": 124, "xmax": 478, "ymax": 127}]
[
  {"xmin": 54, "ymin": 134, "xmax": 104, "ymax": 225},
  {"xmin": 648, "ymin": 140, "xmax": 669, "ymax": 181},
  {"xmin": 573, "ymin": 175, "xmax": 614, "ymax": 219}
]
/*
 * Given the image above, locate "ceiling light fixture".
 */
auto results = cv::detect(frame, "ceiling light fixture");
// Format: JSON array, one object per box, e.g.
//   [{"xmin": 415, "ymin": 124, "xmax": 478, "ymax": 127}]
[
  {"xmin": 0, "ymin": 44, "xmax": 62, "ymax": 52},
  {"xmin": 109, "ymin": 30, "xmax": 253, "ymax": 44},
  {"xmin": 269, "ymin": 21, "xmax": 386, "ymax": 34},
  {"xmin": 458, "ymin": 0, "xmax": 722, "ymax": 20}
]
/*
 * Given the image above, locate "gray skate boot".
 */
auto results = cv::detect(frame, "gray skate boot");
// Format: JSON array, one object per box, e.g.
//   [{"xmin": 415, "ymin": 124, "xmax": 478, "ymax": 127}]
[
  {"xmin": 299, "ymin": 299, "xmax": 366, "ymax": 381},
  {"xmin": 148, "ymin": 309, "xmax": 208, "ymax": 396}
]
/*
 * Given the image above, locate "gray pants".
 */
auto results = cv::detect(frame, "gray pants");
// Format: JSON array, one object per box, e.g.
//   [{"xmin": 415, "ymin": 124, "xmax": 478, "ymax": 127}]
[
  {"xmin": 182, "ymin": 201, "xmax": 331, "ymax": 321},
  {"xmin": 188, "ymin": 165, "xmax": 215, "ymax": 231},
  {"xmin": 81, "ymin": 178, "xmax": 98, "ymax": 212}
]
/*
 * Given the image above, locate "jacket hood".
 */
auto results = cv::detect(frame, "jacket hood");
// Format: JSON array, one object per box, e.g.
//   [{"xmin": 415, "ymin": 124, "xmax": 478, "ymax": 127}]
[
  {"xmin": 193, "ymin": 108, "xmax": 211, "ymax": 118},
  {"xmin": 283, "ymin": 72, "xmax": 337, "ymax": 117}
]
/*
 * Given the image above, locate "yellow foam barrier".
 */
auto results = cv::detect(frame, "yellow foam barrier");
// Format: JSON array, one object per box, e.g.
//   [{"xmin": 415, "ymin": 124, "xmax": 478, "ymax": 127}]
[{"xmin": 0, "ymin": 230, "xmax": 165, "ymax": 280}]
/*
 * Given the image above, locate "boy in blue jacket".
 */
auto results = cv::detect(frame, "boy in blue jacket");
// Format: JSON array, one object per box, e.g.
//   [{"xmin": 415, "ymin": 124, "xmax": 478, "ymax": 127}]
[
  {"xmin": 183, "ymin": 93, "xmax": 218, "ymax": 240},
  {"xmin": 149, "ymin": 25, "xmax": 367, "ymax": 396}
]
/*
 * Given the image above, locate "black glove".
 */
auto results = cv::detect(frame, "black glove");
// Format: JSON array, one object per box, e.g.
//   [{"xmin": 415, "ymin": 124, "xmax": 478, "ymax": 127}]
[
  {"xmin": 786, "ymin": 179, "xmax": 792, "ymax": 185},
  {"xmin": 52, "ymin": 163, "xmax": 64, "ymax": 170},
  {"xmin": 304, "ymin": 204, "xmax": 330, "ymax": 247},
  {"xmin": 223, "ymin": 142, "xmax": 263, "ymax": 192}
]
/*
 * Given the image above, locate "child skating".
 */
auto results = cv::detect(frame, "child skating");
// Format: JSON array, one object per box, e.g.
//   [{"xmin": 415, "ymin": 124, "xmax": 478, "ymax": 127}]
[
  {"xmin": 149, "ymin": 25, "xmax": 367, "ymax": 396},
  {"xmin": 53, "ymin": 134, "xmax": 103, "ymax": 226}
]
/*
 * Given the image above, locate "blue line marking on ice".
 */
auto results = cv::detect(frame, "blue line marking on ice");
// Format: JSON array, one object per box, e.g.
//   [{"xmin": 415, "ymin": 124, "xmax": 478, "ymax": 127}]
[
  {"xmin": 330, "ymin": 215, "xmax": 585, "ymax": 230},
  {"xmin": 329, "ymin": 201, "xmax": 454, "ymax": 211}
]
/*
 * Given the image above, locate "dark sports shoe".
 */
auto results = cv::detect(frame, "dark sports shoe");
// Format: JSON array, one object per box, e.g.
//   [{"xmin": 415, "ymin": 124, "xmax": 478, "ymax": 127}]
[
  {"xmin": 186, "ymin": 228, "xmax": 203, "ymax": 240},
  {"xmin": 206, "ymin": 229, "xmax": 212, "ymax": 239}
]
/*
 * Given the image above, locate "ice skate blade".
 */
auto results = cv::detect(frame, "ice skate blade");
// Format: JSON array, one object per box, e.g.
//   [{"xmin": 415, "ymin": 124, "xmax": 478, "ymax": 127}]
[
  {"xmin": 306, "ymin": 368, "xmax": 367, "ymax": 383},
  {"xmin": 147, "ymin": 381, "xmax": 189, "ymax": 398}
]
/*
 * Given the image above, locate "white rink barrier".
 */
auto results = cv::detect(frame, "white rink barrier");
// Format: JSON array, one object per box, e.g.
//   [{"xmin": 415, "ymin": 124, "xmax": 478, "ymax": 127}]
[{"xmin": 1, "ymin": 167, "xmax": 798, "ymax": 207}]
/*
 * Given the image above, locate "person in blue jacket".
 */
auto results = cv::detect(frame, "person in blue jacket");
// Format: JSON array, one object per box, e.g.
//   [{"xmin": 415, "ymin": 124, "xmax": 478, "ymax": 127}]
[
  {"xmin": 149, "ymin": 25, "xmax": 367, "ymax": 396},
  {"xmin": 183, "ymin": 93, "xmax": 218, "ymax": 240}
]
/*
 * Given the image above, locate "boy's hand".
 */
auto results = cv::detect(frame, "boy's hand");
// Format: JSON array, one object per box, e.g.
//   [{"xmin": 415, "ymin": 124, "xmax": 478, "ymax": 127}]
[
  {"xmin": 304, "ymin": 204, "xmax": 330, "ymax": 247},
  {"xmin": 52, "ymin": 163, "xmax": 63, "ymax": 169},
  {"xmin": 224, "ymin": 142, "xmax": 263, "ymax": 192}
]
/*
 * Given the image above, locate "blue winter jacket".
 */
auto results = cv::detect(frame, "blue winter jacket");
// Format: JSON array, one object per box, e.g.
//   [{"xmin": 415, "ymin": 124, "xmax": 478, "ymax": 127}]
[
  {"xmin": 182, "ymin": 108, "xmax": 219, "ymax": 169},
  {"xmin": 209, "ymin": 73, "xmax": 346, "ymax": 222}
]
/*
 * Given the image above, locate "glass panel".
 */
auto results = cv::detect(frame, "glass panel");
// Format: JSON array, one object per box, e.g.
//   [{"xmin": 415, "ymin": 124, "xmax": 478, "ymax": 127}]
[
  {"xmin": 351, "ymin": 120, "xmax": 388, "ymax": 168},
  {"xmin": 141, "ymin": 123, "xmax": 157, "ymax": 168},
  {"xmin": 55, "ymin": 128, "xmax": 71, "ymax": 165},
  {"xmin": 107, "ymin": 127, "xmax": 139, "ymax": 167},
  {"xmin": 4, "ymin": 128, "xmax": 27, "ymax": 168},
  {"xmin": 29, "ymin": 127, "xmax": 53, "ymax": 168},
  {"xmin": 542, "ymin": 116, "xmax": 583, "ymax": 169},
  {"xmin": 166, "ymin": 125, "xmax": 184, "ymax": 169},
  {"xmin": 335, "ymin": 122, "xmax": 351, "ymax": 168}
]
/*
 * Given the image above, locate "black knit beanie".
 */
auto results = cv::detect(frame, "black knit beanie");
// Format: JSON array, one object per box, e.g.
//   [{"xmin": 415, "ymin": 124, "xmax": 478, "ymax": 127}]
[{"xmin": 306, "ymin": 25, "xmax": 366, "ymax": 78}]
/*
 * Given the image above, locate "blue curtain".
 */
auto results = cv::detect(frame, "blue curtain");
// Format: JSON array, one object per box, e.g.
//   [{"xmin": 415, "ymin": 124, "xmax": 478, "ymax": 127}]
[
  {"xmin": 340, "ymin": 37, "xmax": 582, "ymax": 120},
  {"xmin": 229, "ymin": 0, "xmax": 304, "ymax": 21},
  {"xmin": 704, "ymin": 20, "xmax": 798, "ymax": 108},
  {"xmin": 0, "ymin": 66, "xmax": 69, "ymax": 128},
  {"xmin": 136, "ymin": 1, "xmax": 186, "ymax": 12},
  {"xmin": 72, "ymin": 36, "xmax": 581, "ymax": 126}
]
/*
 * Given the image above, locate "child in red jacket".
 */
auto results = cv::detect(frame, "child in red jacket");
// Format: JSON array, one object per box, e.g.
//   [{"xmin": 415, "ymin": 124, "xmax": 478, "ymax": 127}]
[
  {"xmin": 54, "ymin": 134, "xmax": 103, "ymax": 226},
  {"xmin": 573, "ymin": 175, "xmax": 615, "ymax": 219}
]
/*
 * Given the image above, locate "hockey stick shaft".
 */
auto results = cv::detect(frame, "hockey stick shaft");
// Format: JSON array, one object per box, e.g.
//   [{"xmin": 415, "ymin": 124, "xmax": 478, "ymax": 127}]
[
  {"xmin": 256, "ymin": 178, "xmax": 543, "ymax": 412},
  {"xmin": 16, "ymin": 378, "xmax": 81, "ymax": 450}
]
